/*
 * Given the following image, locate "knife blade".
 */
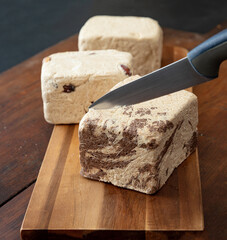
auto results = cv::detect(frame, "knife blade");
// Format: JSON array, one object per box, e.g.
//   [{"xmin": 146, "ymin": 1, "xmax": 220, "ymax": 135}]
[{"xmin": 90, "ymin": 29, "xmax": 227, "ymax": 109}]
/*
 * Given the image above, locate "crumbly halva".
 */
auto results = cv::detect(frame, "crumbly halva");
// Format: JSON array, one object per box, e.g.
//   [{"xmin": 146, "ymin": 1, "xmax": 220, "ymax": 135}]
[{"xmin": 79, "ymin": 76, "xmax": 198, "ymax": 194}]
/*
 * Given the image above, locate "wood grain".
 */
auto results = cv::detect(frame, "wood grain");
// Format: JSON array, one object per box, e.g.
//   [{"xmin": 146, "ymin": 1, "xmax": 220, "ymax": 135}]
[
  {"xmin": 1, "ymin": 23, "xmax": 226, "ymax": 240},
  {"xmin": 1, "ymin": 22, "xmax": 226, "ymax": 206},
  {"xmin": 0, "ymin": 185, "xmax": 34, "ymax": 240},
  {"xmin": 193, "ymin": 61, "xmax": 227, "ymax": 240},
  {"xmin": 20, "ymin": 46, "xmax": 203, "ymax": 239},
  {"xmin": 0, "ymin": 35, "xmax": 77, "ymax": 206},
  {"xmin": 21, "ymin": 127, "xmax": 203, "ymax": 239}
]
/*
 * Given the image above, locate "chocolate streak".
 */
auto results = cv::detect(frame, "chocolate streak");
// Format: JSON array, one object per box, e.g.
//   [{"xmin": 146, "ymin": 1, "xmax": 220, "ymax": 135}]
[
  {"xmin": 183, "ymin": 131, "xmax": 197, "ymax": 157},
  {"xmin": 135, "ymin": 108, "xmax": 151, "ymax": 116},
  {"xmin": 156, "ymin": 120, "xmax": 183, "ymax": 165},
  {"xmin": 149, "ymin": 120, "xmax": 174, "ymax": 133},
  {"xmin": 124, "ymin": 120, "xmax": 184, "ymax": 193},
  {"xmin": 140, "ymin": 139, "xmax": 158, "ymax": 150},
  {"xmin": 80, "ymin": 117, "xmax": 187, "ymax": 194},
  {"xmin": 79, "ymin": 118, "xmax": 143, "ymax": 172},
  {"xmin": 84, "ymin": 169, "xmax": 107, "ymax": 180},
  {"xmin": 122, "ymin": 106, "xmax": 133, "ymax": 117},
  {"xmin": 188, "ymin": 120, "xmax": 193, "ymax": 129}
]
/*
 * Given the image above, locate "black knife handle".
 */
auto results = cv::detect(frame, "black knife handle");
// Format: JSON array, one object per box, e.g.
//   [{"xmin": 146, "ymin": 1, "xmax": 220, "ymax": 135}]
[{"xmin": 188, "ymin": 29, "xmax": 227, "ymax": 78}]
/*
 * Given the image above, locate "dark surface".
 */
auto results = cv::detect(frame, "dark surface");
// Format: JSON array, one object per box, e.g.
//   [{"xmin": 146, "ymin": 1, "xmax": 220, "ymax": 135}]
[
  {"xmin": 0, "ymin": 25, "xmax": 226, "ymax": 239},
  {"xmin": 0, "ymin": 34, "xmax": 77, "ymax": 206},
  {"xmin": 0, "ymin": 1, "xmax": 227, "ymax": 238},
  {"xmin": 0, "ymin": 185, "xmax": 34, "ymax": 240},
  {"xmin": 0, "ymin": 0, "xmax": 227, "ymax": 73}
]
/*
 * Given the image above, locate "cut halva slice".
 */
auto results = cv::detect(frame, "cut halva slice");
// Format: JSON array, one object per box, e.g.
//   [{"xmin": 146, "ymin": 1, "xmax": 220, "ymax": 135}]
[
  {"xmin": 41, "ymin": 50, "xmax": 132, "ymax": 124},
  {"xmin": 79, "ymin": 76, "xmax": 198, "ymax": 194}
]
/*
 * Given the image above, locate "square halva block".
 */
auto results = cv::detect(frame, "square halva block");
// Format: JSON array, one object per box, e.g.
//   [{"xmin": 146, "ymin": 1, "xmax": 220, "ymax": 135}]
[
  {"xmin": 41, "ymin": 50, "xmax": 132, "ymax": 124},
  {"xmin": 78, "ymin": 16, "xmax": 163, "ymax": 76},
  {"xmin": 79, "ymin": 76, "xmax": 198, "ymax": 194}
]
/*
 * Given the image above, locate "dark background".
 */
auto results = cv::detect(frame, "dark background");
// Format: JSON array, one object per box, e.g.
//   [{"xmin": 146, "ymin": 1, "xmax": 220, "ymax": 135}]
[{"xmin": 0, "ymin": 0, "xmax": 226, "ymax": 73}]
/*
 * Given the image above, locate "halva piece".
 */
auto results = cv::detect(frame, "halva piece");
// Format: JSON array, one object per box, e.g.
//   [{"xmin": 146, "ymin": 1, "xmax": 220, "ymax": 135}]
[
  {"xmin": 78, "ymin": 16, "xmax": 163, "ymax": 76},
  {"xmin": 79, "ymin": 76, "xmax": 198, "ymax": 194},
  {"xmin": 41, "ymin": 50, "xmax": 132, "ymax": 124}
]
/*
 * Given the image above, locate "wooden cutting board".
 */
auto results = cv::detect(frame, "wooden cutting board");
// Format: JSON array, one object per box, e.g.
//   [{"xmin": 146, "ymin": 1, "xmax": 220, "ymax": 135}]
[{"xmin": 21, "ymin": 45, "xmax": 204, "ymax": 240}]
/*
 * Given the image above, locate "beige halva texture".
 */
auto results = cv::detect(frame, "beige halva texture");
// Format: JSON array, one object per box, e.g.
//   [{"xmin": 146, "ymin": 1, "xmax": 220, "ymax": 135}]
[
  {"xmin": 79, "ymin": 76, "xmax": 198, "ymax": 194},
  {"xmin": 41, "ymin": 50, "xmax": 132, "ymax": 124},
  {"xmin": 78, "ymin": 16, "xmax": 163, "ymax": 76}
]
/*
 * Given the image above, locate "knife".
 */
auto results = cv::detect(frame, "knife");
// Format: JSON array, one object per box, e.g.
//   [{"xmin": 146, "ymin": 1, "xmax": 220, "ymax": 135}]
[{"xmin": 90, "ymin": 29, "xmax": 227, "ymax": 109}]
